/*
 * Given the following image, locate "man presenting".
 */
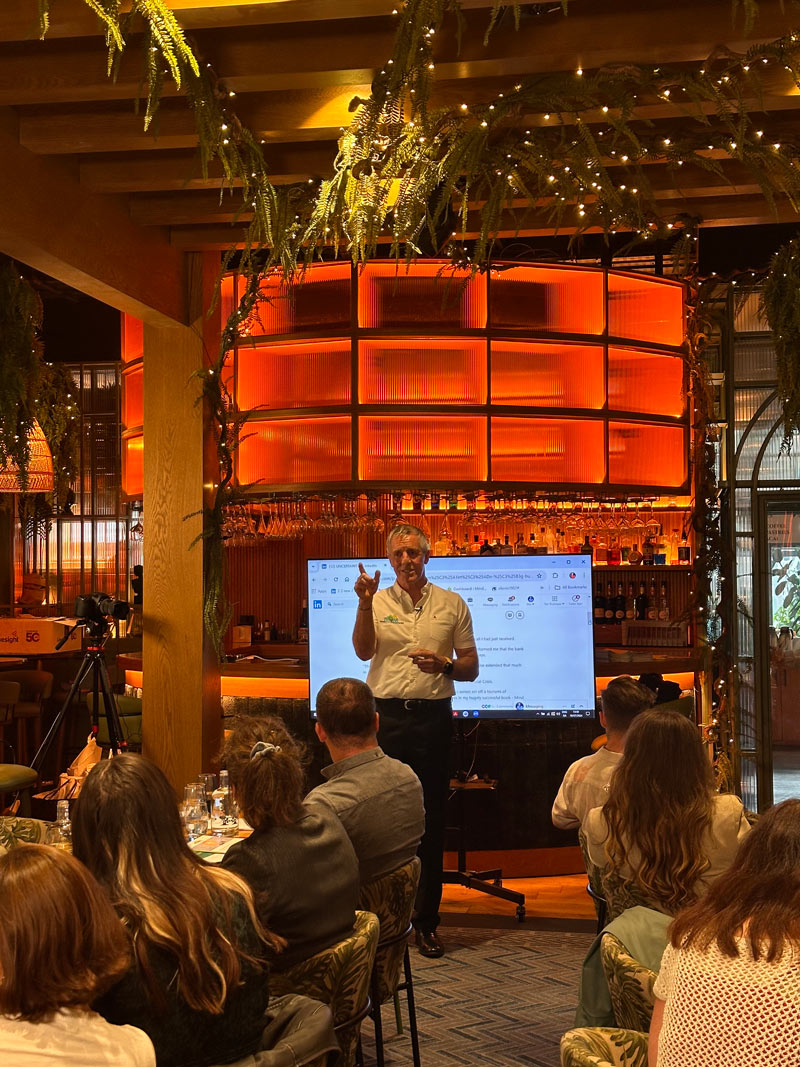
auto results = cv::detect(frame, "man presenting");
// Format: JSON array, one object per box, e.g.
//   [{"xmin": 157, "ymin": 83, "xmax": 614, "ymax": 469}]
[{"xmin": 353, "ymin": 524, "xmax": 479, "ymax": 958}]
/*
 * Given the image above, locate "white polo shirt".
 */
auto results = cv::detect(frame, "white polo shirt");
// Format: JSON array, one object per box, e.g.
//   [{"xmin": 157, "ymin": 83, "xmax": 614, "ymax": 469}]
[{"xmin": 366, "ymin": 580, "xmax": 476, "ymax": 700}]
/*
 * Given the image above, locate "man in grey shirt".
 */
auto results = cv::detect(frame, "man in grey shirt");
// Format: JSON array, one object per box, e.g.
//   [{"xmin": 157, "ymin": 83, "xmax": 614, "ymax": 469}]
[{"xmin": 307, "ymin": 677, "xmax": 425, "ymax": 886}]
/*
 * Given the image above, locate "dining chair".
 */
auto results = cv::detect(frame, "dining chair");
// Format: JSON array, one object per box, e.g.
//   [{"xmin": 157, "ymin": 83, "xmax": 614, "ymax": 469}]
[
  {"xmin": 560, "ymin": 1027, "xmax": 648, "ymax": 1067},
  {"xmin": 359, "ymin": 857, "xmax": 422, "ymax": 1067},
  {"xmin": 0, "ymin": 680, "xmax": 20, "ymax": 762},
  {"xmin": 1, "ymin": 670, "xmax": 54, "ymax": 765},
  {"xmin": 270, "ymin": 910, "xmax": 379, "ymax": 1067}
]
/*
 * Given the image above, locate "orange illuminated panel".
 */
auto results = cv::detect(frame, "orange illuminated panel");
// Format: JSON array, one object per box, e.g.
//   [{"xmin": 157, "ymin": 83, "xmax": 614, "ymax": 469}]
[
  {"xmin": 359, "ymin": 339, "xmax": 486, "ymax": 404},
  {"xmin": 121, "ymin": 314, "xmax": 143, "ymax": 364},
  {"xmin": 609, "ymin": 421, "xmax": 687, "ymax": 487},
  {"xmin": 358, "ymin": 262, "xmax": 486, "ymax": 329},
  {"xmin": 237, "ymin": 340, "xmax": 351, "ymax": 410},
  {"xmin": 489, "ymin": 265, "xmax": 605, "ymax": 335},
  {"xmin": 239, "ymin": 263, "xmax": 352, "ymax": 338},
  {"xmin": 608, "ymin": 347, "xmax": 685, "ymax": 417},
  {"xmin": 220, "ymin": 353, "xmax": 234, "ymax": 399},
  {"xmin": 122, "ymin": 365, "xmax": 143, "ymax": 430},
  {"xmin": 124, "ymin": 669, "xmax": 309, "ymax": 699},
  {"xmin": 359, "ymin": 416, "xmax": 487, "ymax": 481},
  {"xmin": 122, "ymin": 435, "xmax": 143, "ymax": 498},
  {"xmin": 220, "ymin": 273, "xmax": 237, "ymax": 333},
  {"xmin": 608, "ymin": 273, "xmax": 684, "ymax": 347},
  {"xmin": 491, "ymin": 417, "xmax": 605, "ymax": 483},
  {"xmin": 237, "ymin": 417, "xmax": 351, "ymax": 485},
  {"xmin": 491, "ymin": 341, "xmax": 605, "ymax": 408}
]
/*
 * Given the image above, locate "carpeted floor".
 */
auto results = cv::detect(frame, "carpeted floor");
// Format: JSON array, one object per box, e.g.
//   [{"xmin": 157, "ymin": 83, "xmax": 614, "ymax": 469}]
[{"xmin": 360, "ymin": 925, "xmax": 594, "ymax": 1067}]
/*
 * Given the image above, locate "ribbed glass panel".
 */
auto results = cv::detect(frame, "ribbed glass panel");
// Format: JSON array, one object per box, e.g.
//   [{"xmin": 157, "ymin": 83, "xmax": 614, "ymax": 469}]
[
  {"xmin": 607, "ymin": 272, "xmax": 684, "ymax": 347},
  {"xmin": 237, "ymin": 340, "xmax": 351, "ymax": 410},
  {"xmin": 239, "ymin": 264, "xmax": 351, "ymax": 338},
  {"xmin": 491, "ymin": 417, "xmax": 605, "ymax": 483},
  {"xmin": 220, "ymin": 274, "xmax": 237, "ymax": 335},
  {"xmin": 740, "ymin": 756, "xmax": 758, "ymax": 813},
  {"xmin": 733, "ymin": 338, "xmax": 776, "ymax": 382},
  {"xmin": 733, "ymin": 388, "xmax": 778, "ymax": 480},
  {"xmin": 608, "ymin": 421, "xmax": 687, "ymax": 487},
  {"xmin": 359, "ymin": 338, "xmax": 486, "ymax": 404},
  {"xmin": 733, "ymin": 288, "xmax": 767, "ymax": 334},
  {"xmin": 490, "ymin": 341, "xmax": 604, "ymax": 408},
  {"xmin": 359, "ymin": 416, "xmax": 487, "ymax": 480},
  {"xmin": 608, "ymin": 346, "xmax": 684, "ymax": 417},
  {"xmin": 358, "ymin": 263, "xmax": 486, "ymax": 329},
  {"xmin": 736, "ymin": 537, "xmax": 754, "ymax": 658},
  {"xmin": 758, "ymin": 430, "xmax": 800, "ymax": 482},
  {"xmin": 489, "ymin": 265, "xmax": 604, "ymax": 335},
  {"xmin": 122, "ymin": 365, "xmax": 143, "ymax": 431},
  {"xmin": 735, "ymin": 488, "xmax": 752, "ymax": 534},
  {"xmin": 238, "ymin": 418, "xmax": 351, "ymax": 485},
  {"xmin": 121, "ymin": 314, "xmax": 143, "ymax": 364},
  {"xmin": 122, "ymin": 435, "xmax": 143, "ymax": 499}
]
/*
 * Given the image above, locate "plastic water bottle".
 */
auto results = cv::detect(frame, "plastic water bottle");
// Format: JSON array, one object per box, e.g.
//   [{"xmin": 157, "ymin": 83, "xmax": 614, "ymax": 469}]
[
  {"xmin": 210, "ymin": 770, "xmax": 237, "ymax": 838},
  {"xmin": 51, "ymin": 800, "xmax": 72, "ymax": 850}
]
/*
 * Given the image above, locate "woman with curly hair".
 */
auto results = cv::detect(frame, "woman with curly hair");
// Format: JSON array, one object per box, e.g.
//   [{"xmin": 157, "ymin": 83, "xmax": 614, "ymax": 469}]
[
  {"xmin": 0, "ymin": 844, "xmax": 154, "ymax": 1065},
  {"xmin": 220, "ymin": 715, "xmax": 360, "ymax": 969},
  {"xmin": 72, "ymin": 754, "xmax": 282, "ymax": 1067},
  {"xmin": 650, "ymin": 798, "xmax": 800, "ymax": 1066},
  {"xmin": 584, "ymin": 708, "xmax": 750, "ymax": 916}
]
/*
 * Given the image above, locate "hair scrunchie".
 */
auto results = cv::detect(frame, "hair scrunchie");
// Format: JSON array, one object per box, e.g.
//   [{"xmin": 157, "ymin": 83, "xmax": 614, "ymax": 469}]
[{"xmin": 250, "ymin": 740, "xmax": 281, "ymax": 760}]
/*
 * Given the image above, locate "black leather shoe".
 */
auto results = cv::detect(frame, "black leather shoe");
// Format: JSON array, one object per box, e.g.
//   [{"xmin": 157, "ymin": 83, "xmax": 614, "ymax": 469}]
[{"xmin": 415, "ymin": 929, "xmax": 444, "ymax": 958}]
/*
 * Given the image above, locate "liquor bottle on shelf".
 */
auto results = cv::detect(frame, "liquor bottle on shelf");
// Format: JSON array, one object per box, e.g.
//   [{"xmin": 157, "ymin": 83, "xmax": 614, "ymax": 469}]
[
  {"xmin": 658, "ymin": 582, "xmax": 670, "ymax": 621},
  {"xmin": 678, "ymin": 538, "xmax": 692, "ymax": 564},
  {"xmin": 629, "ymin": 543, "xmax": 643, "ymax": 565},
  {"xmin": 297, "ymin": 599, "xmax": 309, "ymax": 642},
  {"xmin": 468, "ymin": 535, "xmax": 481, "ymax": 555},
  {"xmin": 635, "ymin": 582, "xmax": 648, "ymax": 620},
  {"xmin": 270, "ymin": 621, "xmax": 278, "ymax": 641},
  {"xmin": 625, "ymin": 583, "xmax": 636, "ymax": 620},
  {"xmin": 479, "ymin": 539, "xmax": 494, "ymax": 555},
  {"xmin": 513, "ymin": 532, "xmax": 526, "ymax": 554},
  {"xmin": 642, "ymin": 535, "xmax": 655, "ymax": 565},
  {"xmin": 500, "ymin": 535, "xmax": 513, "ymax": 555},
  {"xmin": 646, "ymin": 582, "xmax": 658, "ymax": 620},
  {"xmin": 434, "ymin": 524, "xmax": 452, "ymax": 556},
  {"xmin": 594, "ymin": 583, "xmax": 607, "ymax": 628},
  {"xmin": 614, "ymin": 582, "xmax": 626, "ymax": 622},
  {"xmin": 608, "ymin": 538, "xmax": 621, "ymax": 566},
  {"xmin": 595, "ymin": 535, "xmax": 608, "ymax": 565},
  {"xmin": 604, "ymin": 582, "xmax": 616, "ymax": 624},
  {"xmin": 262, "ymin": 619, "xmax": 271, "ymax": 642},
  {"xmin": 581, "ymin": 535, "xmax": 593, "ymax": 558}
]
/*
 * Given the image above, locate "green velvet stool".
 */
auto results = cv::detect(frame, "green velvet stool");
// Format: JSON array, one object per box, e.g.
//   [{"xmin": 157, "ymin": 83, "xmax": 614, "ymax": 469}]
[{"xmin": 0, "ymin": 764, "xmax": 38, "ymax": 816}]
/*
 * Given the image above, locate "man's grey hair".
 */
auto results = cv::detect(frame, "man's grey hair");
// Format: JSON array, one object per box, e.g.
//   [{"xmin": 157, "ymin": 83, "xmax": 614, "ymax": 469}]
[{"xmin": 386, "ymin": 523, "xmax": 430, "ymax": 557}]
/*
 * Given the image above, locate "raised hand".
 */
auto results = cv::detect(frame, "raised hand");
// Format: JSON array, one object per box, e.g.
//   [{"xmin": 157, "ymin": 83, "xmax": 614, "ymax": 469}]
[{"xmin": 354, "ymin": 562, "xmax": 381, "ymax": 602}]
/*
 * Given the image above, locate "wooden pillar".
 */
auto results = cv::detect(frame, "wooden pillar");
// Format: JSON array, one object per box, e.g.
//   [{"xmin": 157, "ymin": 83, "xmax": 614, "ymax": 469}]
[{"xmin": 142, "ymin": 252, "xmax": 221, "ymax": 791}]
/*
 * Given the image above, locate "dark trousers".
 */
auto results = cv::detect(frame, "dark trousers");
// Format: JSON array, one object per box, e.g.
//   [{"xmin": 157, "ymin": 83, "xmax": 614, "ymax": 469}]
[{"xmin": 376, "ymin": 698, "xmax": 453, "ymax": 933}]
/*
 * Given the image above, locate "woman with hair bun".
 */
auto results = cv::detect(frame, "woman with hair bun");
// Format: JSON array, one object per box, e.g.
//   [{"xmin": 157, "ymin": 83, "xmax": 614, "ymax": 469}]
[
  {"xmin": 584, "ymin": 708, "xmax": 750, "ymax": 916},
  {"xmin": 0, "ymin": 844, "xmax": 154, "ymax": 1065},
  {"xmin": 650, "ymin": 798, "xmax": 800, "ymax": 1066},
  {"xmin": 220, "ymin": 715, "xmax": 360, "ymax": 969}
]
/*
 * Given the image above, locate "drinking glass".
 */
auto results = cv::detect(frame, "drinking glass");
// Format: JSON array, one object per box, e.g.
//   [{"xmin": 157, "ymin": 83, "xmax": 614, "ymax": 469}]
[
  {"xmin": 197, "ymin": 773, "xmax": 216, "ymax": 816},
  {"xmin": 182, "ymin": 783, "xmax": 208, "ymax": 841}
]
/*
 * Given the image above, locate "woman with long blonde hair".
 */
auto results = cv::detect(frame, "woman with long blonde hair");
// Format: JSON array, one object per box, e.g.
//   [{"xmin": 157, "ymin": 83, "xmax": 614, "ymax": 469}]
[
  {"xmin": 72, "ymin": 754, "xmax": 282, "ymax": 1067},
  {"xmin": 584, "ymin": 709, "xmax": 750, "ymax": 915}
]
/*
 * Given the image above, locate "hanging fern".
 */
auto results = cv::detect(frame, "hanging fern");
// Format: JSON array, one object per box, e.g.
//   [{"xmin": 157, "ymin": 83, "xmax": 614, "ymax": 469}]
[
  {"xmin": 0, "ymin": 259, "xmax": 43, "ymax": 488},
  {"xmin": 35, "ymin": 363, "xmax": 81, "ymax": 509},
  {"xmin": 763, "ymin": 239, "xmax": 800, "ymax": 451}
]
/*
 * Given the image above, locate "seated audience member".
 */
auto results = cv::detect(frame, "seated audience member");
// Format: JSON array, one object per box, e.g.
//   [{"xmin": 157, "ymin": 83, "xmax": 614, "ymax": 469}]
[
  {"xmin": 306, "ymin": 677, "xmax": 425, "ymax": 884},
  {"xmin": 220, "ymin": 715, "xmax": 360, "ymax": 969},
  {"xmin": 72, "ymin": 755, "xmax": 277, "ymax": 1067},
  {"xmin": 651, "ymin": 799, "xmax": 800, "ymax": 1066},
  {"xmin": 584, "ymin": 709, "xmax": 750, "ymax": 916},
  {"xmin": 552, "ymin": 676, "xmax": 655, "ymax": 830},
  {"xmin": 0, "ymin": 844, "xmax": 154, "ymax": 1066}
]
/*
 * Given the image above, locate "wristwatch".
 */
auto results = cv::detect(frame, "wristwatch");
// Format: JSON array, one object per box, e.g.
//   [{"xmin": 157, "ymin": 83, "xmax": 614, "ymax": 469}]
[{"xmin": 442, "ymin": 657, "xmax": 454, "ymax": 676}]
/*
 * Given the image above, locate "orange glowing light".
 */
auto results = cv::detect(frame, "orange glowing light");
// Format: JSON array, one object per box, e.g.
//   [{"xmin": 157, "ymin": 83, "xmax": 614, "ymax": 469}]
[
  {"xmin": 122, "ymin": 365, "xmax": 143, "ymax": 431},
  {"xmin": 359, "ymin": 338, "xmax": 487, "ymax": 404},
  {"xmin": 491, "ymin": 417, "xmax": 605, "ymax": 483},
  {"xmin": 608, "ymin": 421, "xmax": 687, "ymax": 487},
  {"xmin": 240, "ymin": 263, "xmax": 352, "ymax": 338},
  {"xmin": 358, "ymin": 262, "xmax": 486, "ymax": 329},
  {"xmin": 608, "ymin": 347, "xmax": 685, "ymax": 417},
  {"xmin": 359, "ymin": 416, "xmax": 487, "ymax": 481},
  {"xmin": 0, "ymin": 419, "xmax": 54, "ymax": 493},
  {"xmin": 608, "ymin": 272, "xmax": 685, "ymax": 347},
  {"xmin": 237, "ymin": 340, "xmax": 351, "ymax": 410},
  {"xmin": 491, "ymin": 340, "xmax": 605, "ymax": 408},
  {"xmin": 237, "ymin": 417, "xmax": 352, "ymax": 486},
  {"xmin": 122, "ymin": 435, "xmax": 144, "ymax": 498},
  {"xmin": 121, "ymin": 315, "xmax": 143, "ymax": 364},
  {"xmin": 489, "ymin": 264, "xmax": 605, "ymax": 334},
  {"xmin": 124, "ymin": 670, "xmax": 309, "ymax": 700}
]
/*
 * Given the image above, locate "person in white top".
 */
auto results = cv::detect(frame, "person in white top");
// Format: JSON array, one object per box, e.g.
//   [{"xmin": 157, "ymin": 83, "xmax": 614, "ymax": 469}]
[
  {"xmin": 353, "ymin": 523, "xmax": 479, "ymax": 957},
  {"xmin": 650, "ymin": 798, "xmax": 800, "ymax": 1067},
  {"xmin": 552, "ymin": 675, "xmax": 655, "ymax": 830},
  {"xmin": 0, "ymin": 843, "xmax": 154, "ymax": 1067}
]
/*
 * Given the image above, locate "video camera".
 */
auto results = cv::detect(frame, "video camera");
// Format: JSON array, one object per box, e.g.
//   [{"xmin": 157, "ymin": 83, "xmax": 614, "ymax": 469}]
[{"xmin": 74, "ymin": 593, "xmax": 130, "ymax": 623}]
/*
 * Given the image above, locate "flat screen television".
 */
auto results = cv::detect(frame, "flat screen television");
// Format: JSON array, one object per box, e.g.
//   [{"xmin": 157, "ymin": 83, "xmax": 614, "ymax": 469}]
[{"xmin": 307, "ymin": 553, "xmax": 596, "ymax": 720}]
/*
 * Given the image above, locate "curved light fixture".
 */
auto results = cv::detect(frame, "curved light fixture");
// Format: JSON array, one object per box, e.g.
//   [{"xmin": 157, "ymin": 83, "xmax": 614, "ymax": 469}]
[{"xmin": 0, "ymin": 419, "xmax": 54, "ymax": 493}]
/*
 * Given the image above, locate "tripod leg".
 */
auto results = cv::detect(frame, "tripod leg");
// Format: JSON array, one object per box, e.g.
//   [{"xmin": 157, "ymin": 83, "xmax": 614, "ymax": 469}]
[
  {"xmin": 98, "ymin": 657, "xmax": 127, "ymax": 755},
  {"xmin": 30, "ymin": 652, "xmax": 97, "ymax": 773}
]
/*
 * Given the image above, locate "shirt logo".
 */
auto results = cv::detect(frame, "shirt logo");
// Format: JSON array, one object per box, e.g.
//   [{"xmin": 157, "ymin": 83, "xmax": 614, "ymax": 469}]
[{"xmin": 381, "ymin": 614, "xmax": 401, "ymax": 624}]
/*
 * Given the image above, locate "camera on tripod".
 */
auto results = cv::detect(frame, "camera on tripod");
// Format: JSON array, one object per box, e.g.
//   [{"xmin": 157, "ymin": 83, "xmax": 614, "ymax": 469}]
[{"xmin": 74, "ymin": 593, "xmax": 130, "ymax": 623}]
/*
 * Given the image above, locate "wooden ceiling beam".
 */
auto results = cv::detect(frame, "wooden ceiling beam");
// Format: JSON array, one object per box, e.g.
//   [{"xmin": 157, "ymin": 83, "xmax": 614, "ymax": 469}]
[{"xmin": 0, "ymin": 110, "xmax": 188, "ymax": 324}]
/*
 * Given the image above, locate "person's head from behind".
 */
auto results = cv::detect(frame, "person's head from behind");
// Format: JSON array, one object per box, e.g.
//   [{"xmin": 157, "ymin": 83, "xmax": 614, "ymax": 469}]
[
  {"xmin": 600, "ymin": 675, "xmax": 655, "ymax": 739},
  {"xmin": 219, "ymin": 716, "xmax": 306, "ymax": 831},
  {"xmin": 132, "ymin": 565, "xmax": 143, "ymax": 578},
  {"xmin": 0, "ymin": 844, "xmax": 129, "ymax": 1022},
  {"xmin": 603, "ymin": 708, "xmax": 715, "ymax": 912},
  {"xmin": 315, "ymin": 677, "xmax": 378, "ymax": 754},
  {"xmin": 672, "ymin": 798, "xmax": 800, "ymax": 961}
]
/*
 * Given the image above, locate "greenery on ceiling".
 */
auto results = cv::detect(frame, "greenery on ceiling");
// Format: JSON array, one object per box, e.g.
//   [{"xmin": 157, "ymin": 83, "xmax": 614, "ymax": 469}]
[
  {"xmin": 763, "ymin": 239, "xmax": 800, "ymax": 449},
  {"xmin": 0, "ymin": 259, "xmax": 42, "ymax": 488}
]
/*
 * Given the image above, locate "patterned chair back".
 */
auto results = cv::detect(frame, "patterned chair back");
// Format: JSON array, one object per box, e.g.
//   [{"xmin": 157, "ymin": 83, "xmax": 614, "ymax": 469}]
[
  {"xmin": 599, "ymin": 933, "xmax": 657, "ymax": 1032},
  {"xmin": 359, "ymin": 856, "xmax": 420, "ymax": 1004},
  {"xmin": 270, "ymin": 909, "xmax": 379, "ymax": 1067},
  {"xmin": 0, "ymin": 815, "xmax": 52, "ymax": 853},
  {"xmin": 560, "ymin": 1027, "xmax": 649, "ymax": 1067}
]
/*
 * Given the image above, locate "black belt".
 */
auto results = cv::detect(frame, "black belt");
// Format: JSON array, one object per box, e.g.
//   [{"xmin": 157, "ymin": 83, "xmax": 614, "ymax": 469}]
[{"xmin": 375, "ymin": 697, "xmax": 452, "ymax": 712}]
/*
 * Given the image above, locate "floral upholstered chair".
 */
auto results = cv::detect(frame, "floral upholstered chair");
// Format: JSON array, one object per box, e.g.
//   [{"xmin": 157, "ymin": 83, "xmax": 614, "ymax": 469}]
[
  {"xmin": 600, "ymin": 933, "xmax": 657, "ymax": 1032},
  {"xmin": 560, "ymin": 1026, "xmax": 648, "ymax": 1067},
  {"xmin": 270, "ymin": 910, "xmax": 379, "ymax": 1067},
  {"xmin": 0, "ymin": 814, "xmax": 52, "ymax": 853}
]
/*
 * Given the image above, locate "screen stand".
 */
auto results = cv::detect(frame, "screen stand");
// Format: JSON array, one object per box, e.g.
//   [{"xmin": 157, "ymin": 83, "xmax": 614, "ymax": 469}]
[{"xmin": 443, "ymin": 722, "xmax": 526, "ymax": 922}]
